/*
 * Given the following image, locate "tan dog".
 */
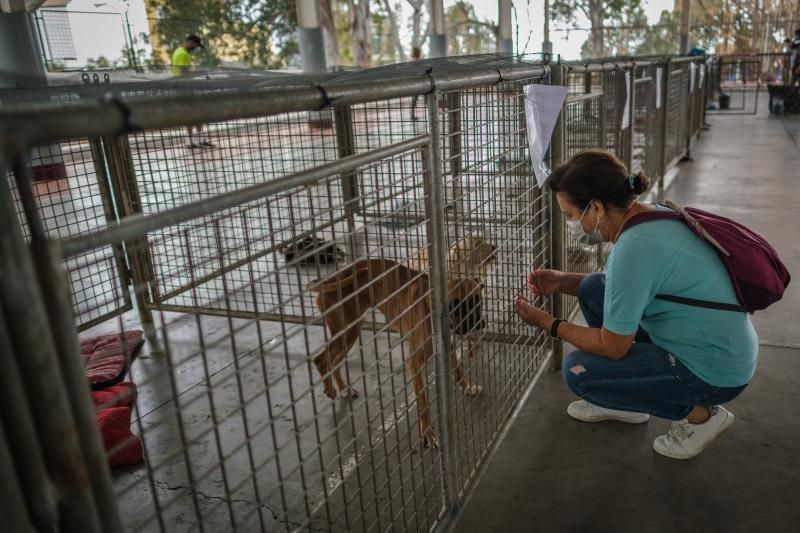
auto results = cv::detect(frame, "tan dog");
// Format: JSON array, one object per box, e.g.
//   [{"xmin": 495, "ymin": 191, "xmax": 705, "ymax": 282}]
[
  {"xmin": 406, "ymin": 230, "xmax": 498, "ymax": 281},
  {"xmin": 310, "ymin": 258, "xmax": 485, "ymax": 448},
  {"xmin": 407, "ymin": 231, "xmax": 497, "ymax": 364}
]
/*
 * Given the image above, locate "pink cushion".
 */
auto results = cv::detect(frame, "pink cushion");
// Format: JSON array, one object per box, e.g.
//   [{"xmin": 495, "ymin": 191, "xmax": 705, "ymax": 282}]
[{"xmin": 80, "ymin": 331, "xmax": 143, "ymax": 390}]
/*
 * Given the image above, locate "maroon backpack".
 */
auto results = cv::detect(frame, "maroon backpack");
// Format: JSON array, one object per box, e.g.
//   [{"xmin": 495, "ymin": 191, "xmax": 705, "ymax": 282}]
[{"xmin": 621, "ymin": 201, "xmax": 790, "ymax": 313}]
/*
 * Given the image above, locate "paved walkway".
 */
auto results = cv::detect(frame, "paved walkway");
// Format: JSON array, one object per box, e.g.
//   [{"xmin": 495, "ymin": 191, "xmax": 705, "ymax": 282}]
[{"xmin": 455, "ymin": 107, "xmax": 800, "ymax": 533}]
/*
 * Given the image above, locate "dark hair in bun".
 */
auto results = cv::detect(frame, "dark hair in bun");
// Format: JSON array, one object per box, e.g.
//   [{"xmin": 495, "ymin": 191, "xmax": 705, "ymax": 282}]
[{"xmin": 548, "ymin": 149, "xmax": 651, "ymax": 209}]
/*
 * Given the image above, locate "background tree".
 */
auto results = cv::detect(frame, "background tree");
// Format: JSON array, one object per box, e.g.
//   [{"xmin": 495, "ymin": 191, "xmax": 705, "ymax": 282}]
[
  {"xmin": 350, "ymin": 0, "xmax": 372, "ymax": 67},
  {"xmin": 552, "ymin": 0, "xmax": 643, "ymax": 58},
  {"xmin": 446, "ymin": 1, "xmax": 497, "ymax": 55},
  {"xmin": 147, "ymin": 0, "xmax": 298, "ymax": 69}
]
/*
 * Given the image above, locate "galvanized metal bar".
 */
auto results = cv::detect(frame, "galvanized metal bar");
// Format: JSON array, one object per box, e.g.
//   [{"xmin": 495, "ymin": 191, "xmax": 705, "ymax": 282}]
[
  {"xmin": 89, "ymin": 138, "xmax": 133, "ymax": 293},
  {"xmin": 12, "ymin": 155, "xmax": 124, "ymax": 533},
  {"xmin": 101, "ymin": 135, "xmax": 160, "ymax": 346},
  {"xmin": 624, "ymin": 64, "xmax": 635, "ymax": 171},
  {"xmin": 0, "ymin": 411, "xmax": 33, "ymax": 533},
  {"xmin": 59, "ymin": 134, "xmax": 431, "ymax": 257},
  {"xmin": 0, "ymin": 304, "xmax": 59, "ymax": 532},
  {"xmin": 151, "ymin": 215, "xmax": 350, "ymax": 304},
  {"xmin": 548, "ymin": 62, "xmax": 566, "ymax": 370},
  {"xmin": 0, "ymin": 65, "xmax": 548, "ymax": 152},
  {"xmin": 566, "ymin": 92, "xmax": 603, "ymax": 104},
  {"xmin": 447, "ymin": 90, "xmax": 463, "ymax": 181},
  {"xmin": 333, "ymin": 104, "xmax": 361, "ymax": 261},
  {"xmin": 659, "ymin": 59, "xmax": 672, "ymax": 189},
  {"xmin": 424, "ymin": 92, "xmax": 458, "ymax": 516},
  {"xmin": 0, "ymin": 162, "xmax": 104, "ymax": 533}
]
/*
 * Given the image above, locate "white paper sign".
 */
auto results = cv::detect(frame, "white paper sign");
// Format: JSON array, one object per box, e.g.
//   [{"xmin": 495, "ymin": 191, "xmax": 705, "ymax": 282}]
[
  {"xmin": 656, "ymin": 67, "xmax": 663, "ymax": 109},
  {"xmin": 523, "ymin": 84, "xmax": 568, "ymax": 187},
  {"xmin": 699, "ymin": 64, "xmax": 705, "ymax": 89},
  {"xmin": 689, "ymin": 62, "xmax": 696, "ymax": 93},
  {"xmin": 621, "ymin": 71, "xmax": 631, "ymax": 130}
]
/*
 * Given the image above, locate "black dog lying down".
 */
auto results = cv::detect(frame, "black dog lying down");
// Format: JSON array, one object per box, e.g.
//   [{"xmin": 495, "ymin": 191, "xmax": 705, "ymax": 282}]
[{"xmin": 281, "ymin": 235, "xmax": 345, "ymax": 266}]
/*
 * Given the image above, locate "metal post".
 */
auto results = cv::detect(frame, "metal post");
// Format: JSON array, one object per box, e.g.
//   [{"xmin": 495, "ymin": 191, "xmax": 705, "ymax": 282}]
[
  {"xmin": 624, "ymin": 66, "xmax": 635, "ymax": 171},
  {"xmin": 102, "ymin": 136, "xmax": 160, "ymax": 350},
  {"xmin": 0, "ymin": 305, "xmax": 58, "ymax": 532},
  {"xmin": 0, "ymin": 414, "xmax": 33, "ymax": 533},
  {"xmin": 0, "ymin": 161, "xmax": 105, "ymax": 533},
  {"xmin": 498, "ymin": 0, "xmax": 513, "ymax": 54},
  {"xmin": 124, "ymin": 11, "xmax": 140, "ymax": 72},
  {"xmin": 659, "ymin": 59, "xmax": 672, "ymax": 190},
  {"xmin": 89, "ymin": 139, "xmax": 132, "ymax": 294},
  {"xmin": 12, "ymin": 156, "xmax": 124, "ymax": 533},
  {"xmin": 548, "ymin": 63, "xmax": 565, "ymax": 371},
  {"xmin": 333, "ymin": 105, "xmax": 360, "ymax": 258},
  {"xmin": 424, "ymin": 92, "xmax": 458, "ymax": 513},
  {"xmin": 542, "ymin": 0, "xmax": 552, "ymax": 56},
  {"xmin": 430, "ymin": 0, "xmax": 447, "ymax": 57}
]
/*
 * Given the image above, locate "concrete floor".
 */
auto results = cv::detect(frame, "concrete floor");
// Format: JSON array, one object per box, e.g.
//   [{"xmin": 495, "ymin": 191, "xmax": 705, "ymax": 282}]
[{"xmin": 455, "ymin": 108, "xmax": 800, "ymax": 532}]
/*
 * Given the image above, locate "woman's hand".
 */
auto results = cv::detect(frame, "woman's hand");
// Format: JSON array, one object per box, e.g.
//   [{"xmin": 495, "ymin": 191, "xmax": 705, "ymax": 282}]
[
  {"xmin": 527, "ymin": 269, "xmax": 563, "ymax": 297},
  {"xmin": 514, "ymin": 295, "xmax": 554, "ymax": 330}
]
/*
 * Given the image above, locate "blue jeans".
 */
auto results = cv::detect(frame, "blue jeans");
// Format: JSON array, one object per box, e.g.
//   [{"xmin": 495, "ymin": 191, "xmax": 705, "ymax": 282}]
[{"xmin": 562, "ymin": 273, "xmax": 748, "ymax": 420}]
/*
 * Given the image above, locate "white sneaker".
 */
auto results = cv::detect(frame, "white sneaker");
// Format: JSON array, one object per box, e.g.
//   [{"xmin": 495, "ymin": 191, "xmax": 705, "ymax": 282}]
[
  {"xmin": 567, "ymin": 400, "xmax": 650, "ymax": 424},
  {"xmin": 653, "ymin": 406, "xmax": 735, "ymax": 460}
]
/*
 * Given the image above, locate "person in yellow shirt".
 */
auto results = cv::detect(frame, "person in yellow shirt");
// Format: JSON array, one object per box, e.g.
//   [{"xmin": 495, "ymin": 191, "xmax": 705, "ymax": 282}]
[{"xmin": 172, "ymin": 34, "xmax": 213, "ymax": 148}]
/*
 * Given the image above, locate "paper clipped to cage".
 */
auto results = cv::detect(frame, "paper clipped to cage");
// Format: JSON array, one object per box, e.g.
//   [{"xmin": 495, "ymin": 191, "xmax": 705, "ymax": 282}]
[{"xmin": 523, "ymin": 84, "xmax": 568, "ymax": 187}]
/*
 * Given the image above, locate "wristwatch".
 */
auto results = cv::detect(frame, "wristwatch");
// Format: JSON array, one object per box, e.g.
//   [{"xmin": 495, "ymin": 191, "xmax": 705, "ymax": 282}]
[{"xmin": 550, "ymin": 318, "xmax": 565, "ymax": 339}]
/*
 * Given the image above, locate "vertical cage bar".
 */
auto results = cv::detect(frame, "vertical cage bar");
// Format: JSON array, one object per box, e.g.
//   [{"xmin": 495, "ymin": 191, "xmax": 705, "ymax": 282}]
[
  {"xmin": 659, "ymin": 59, "xmax": 672, "ymax": 191},
  {"xmin": 424, "ymin": 92, "xmax": 458, "ymax": 515},
  {"xmin": 548, "ymin": 63, "xmax": 565, "ymax": 370},
  {"xmin": 0, "ymin": 162, "xmax": 105, "ymax": 533},
  {"xmin": 12, "ymin": 156, "xmax": 124, "ymax": 533},
  {"xmin": 0, "ymin": 304, "xmax": 58, "ymax": 532},
  {"xmin": 102, "ymin": 135, "xmax": 160, "ymax": 346}
]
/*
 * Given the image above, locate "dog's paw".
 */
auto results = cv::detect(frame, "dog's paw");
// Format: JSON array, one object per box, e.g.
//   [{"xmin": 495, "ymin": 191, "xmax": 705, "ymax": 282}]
[
  {"xmin": 421, "ymin": 431, "xmax": 440, "ymax": 449},
  {"xmin": 338, "ymin": 386, "xmax": 359, "ymax": 399},
  {"xmin": 322, "ymin": 383, "xmax": 338, "ymax": 400},
  {"xmin": 458, "ymin": 382, "xmax": 483, "ymax": 396}
]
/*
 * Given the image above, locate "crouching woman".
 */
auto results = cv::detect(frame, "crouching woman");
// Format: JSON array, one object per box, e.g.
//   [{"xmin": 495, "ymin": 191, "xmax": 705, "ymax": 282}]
[{"xmin": 515, "ymin": 150, "xmax": 758, "ymax": 460}]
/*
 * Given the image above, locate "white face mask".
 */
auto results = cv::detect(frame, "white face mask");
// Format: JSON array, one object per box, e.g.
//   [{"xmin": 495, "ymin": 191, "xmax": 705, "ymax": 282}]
[{"xmin": 566, "ymin": 203, "xmax": 604, "ymax": 244}]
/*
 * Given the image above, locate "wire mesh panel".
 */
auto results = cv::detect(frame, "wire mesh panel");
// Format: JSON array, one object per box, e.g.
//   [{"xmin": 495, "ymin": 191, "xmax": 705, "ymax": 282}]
[
  {"xmin": 124, "ymin": 112, "xmax": 342, "ymax": 317},
  {"xmin": 632, "ymin": 72, "xmax": 655, "ymax": 178},
  {"xmin": 87, "ymin": 141, "xmax": 460, "ymax": 533},
  {"xmin": 563, "ymin": 93, "xmax": 604, "ymax": 159},
  {"xmin": 707, "ymin": 55, "xmax": 762, "ymax": 115},
  {"xmin": 437, "ymin": 79, "xmax": 552, "ymax": 492},
  {"xmin": 664, "ymin": 66, "xmax": 688, "ymax": 167},
  {"xmin": 6, "ymin": 140, "xmax": 131, "ymax": 330},
  {"xmin": 602, "ymin": 69, "xmax": 628, "ymax": 159}
]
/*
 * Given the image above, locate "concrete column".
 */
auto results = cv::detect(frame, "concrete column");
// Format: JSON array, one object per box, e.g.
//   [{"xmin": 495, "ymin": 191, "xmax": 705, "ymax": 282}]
[
  {"xmin": 0, "ymin": 12, "xmax": 66, "ymax": 184},
  {"xmin": 296, "ymin": 0, "xmax": 327, "ymax": 73},
  {"xmin": 429, "ymin": 0, "xmax": 446, "ymax": 58},
  {"xmin": 0, "ymin": 13, "xmax": 46, "ymax": 88},
  {"xmin": 498, "ymin": 0, "xmax": 512, "ymax": 54},
  {"xmin": 679, "ymin": 0, "xmax": 691, "ymax": 55},
  {"xmin": 296, "ymin": 0, "xmax": 332, "ymax": 128}
]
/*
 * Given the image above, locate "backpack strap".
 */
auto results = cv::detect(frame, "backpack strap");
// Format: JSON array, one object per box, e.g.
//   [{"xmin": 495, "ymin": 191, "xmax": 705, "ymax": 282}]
[
  {"xmin": 622, "ymin": 201, "xmax": 731, "ymax": 257},
  {"xmin": 619, "ymin": 201, "xmax": 746, "ymax": 313},
  {"xmin": 653, "ymin": 294, "xmax": 747, "ymax": 312}
]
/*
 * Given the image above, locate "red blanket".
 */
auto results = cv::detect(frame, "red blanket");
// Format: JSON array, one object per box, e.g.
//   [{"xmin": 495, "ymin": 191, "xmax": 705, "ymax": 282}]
[{"xmin": 80, "ymin": 330, "xmax": 143, "ymax": 390}]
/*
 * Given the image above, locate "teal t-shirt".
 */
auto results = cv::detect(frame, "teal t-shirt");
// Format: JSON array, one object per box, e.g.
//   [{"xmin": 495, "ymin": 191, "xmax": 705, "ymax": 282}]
[{"xmin": 603, "ymin": 208, "xmax": 758, "ymax": 387}]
